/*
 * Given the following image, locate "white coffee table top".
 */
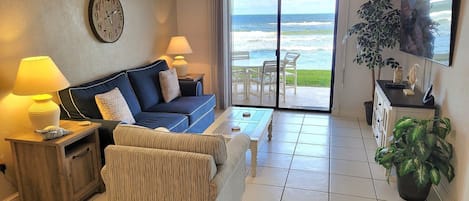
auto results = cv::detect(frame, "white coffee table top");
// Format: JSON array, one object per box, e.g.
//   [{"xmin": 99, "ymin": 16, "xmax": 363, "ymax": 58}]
[{"xmin": 204, "ymin": 107, "xmax": 273, "ymax": 141}]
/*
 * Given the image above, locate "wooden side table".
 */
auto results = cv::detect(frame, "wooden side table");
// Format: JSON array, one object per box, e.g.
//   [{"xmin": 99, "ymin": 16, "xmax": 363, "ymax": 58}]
[
  {"xmin": 179, "ymin": 73, "xmax": 204, "ymax": 86},
  {"xmin": 6, "ymin": 120, "xmax": 102, "ymax": 201}
]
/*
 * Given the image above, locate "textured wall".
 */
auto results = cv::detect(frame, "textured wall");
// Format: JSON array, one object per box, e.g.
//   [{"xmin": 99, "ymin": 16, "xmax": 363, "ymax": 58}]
[{"xmin": 0, "ymin": 0, "xmax": 177, "ymax": 196}]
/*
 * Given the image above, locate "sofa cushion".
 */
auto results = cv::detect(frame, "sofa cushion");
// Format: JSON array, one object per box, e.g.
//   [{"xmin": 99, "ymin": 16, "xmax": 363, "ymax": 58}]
[
  {"xmin": 147, "ymin": 94, "xmax": 216, "ymax": 125},
  {"xmin": 114, "ymin": 124, "xmax": 228, "ymax": 165},
  {"xmin": 95, "ymin": 87, "xmax": 136, "ymax": 124},
  {"xmin": 59, "ymin": 72, "xmax": 141, "ymax": 119},
  {"xmin": 126, "ymin": 60, "xmax": 169, "ymax": 110},
  {"xmin": 134, "ymin": 112, "xmax": 188, "ymax": 132},
  {"xmin": 159, "ymin": 68, "xmax": 181, "ymax": 103}
]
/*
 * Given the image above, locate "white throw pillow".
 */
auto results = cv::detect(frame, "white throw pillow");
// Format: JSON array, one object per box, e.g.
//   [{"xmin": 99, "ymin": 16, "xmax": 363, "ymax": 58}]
[
  {"xmin": 159, "ymin": 68, "xmax": 181, "ymax": 103},
  {"xmin": 95, "ymin": 87, "xmax": 136, "ymax": 124}
]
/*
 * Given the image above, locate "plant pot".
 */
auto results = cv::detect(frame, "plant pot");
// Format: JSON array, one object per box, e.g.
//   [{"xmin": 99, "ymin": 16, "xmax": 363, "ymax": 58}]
[
  {"xmin": 364, "ymin": 101, "xmax": 373, "ymax": 125},
  {"xmin": 397, "ymin": 173, "xmax": 432, "ymax": 201}
]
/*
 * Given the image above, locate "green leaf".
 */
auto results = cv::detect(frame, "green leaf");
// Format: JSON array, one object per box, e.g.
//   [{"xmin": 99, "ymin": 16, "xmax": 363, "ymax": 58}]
[
  {"xmin": 425, "ymin": 134, "xmax": 437, "ymax": 148},
  {"xmin": 394, "ymin": 117, "xmax": 414, "ymax": 130},
  {"xmin": 399, "ymin": 159, "xmax": 415, "ymax": 176},
  {"xmin": 408, "ymin": 125, "xmax": 425, "ymax": 143},
  {"xmin": 415, "ymin": 141, "xmax": 431, "ymax": 161},
  {"xmin": 447, "ymin": 165, "xmax": 455, "ymax": 182},
  {"xmin": 415, "ymin": 165, "xmax": 430, "ymax": 188},
  {"xmin": 430, "ymin": 168, "xmax": 441, "ymax": 185}
]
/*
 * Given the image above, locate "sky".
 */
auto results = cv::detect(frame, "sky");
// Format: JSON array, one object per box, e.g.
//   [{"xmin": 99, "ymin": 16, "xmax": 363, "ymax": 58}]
[{"xmin": 232, "ymin": 0, "xmax": 336, "ymax": 15}]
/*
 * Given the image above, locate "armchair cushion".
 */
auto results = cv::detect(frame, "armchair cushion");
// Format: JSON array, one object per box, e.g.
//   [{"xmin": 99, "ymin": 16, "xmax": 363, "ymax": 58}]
[
  {"xmin": 159, "ymin": 68, "xmax": 181, "ymax": 103},
  {"xmin": 147, "ymin": 94, "xmax": 216, "ymax": 125},
  {"xmin": 126, "ymin": 60, "xmax": 169, "ymax": 110},
  {"xmin": 114, "ymin": 124, "xmax": 227, "ymax": 165},
  {"xmin": 95, "ymin": 87, "xmax": 136, "ymax": 124},
  {"xmin": 59, "ymin": 72, "xmax": 141, "ymax": 119},
  {"xmin": 133, "ymin": 112, "xmax": 188, "ymax": 132}
]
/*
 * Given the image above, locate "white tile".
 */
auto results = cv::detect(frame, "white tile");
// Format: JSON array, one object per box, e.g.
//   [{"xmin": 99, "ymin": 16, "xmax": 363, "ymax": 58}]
[
  {"xmin": 330, "ymin": 174, "xmax": 376, "ymax": 199},
  {"xmin": 281, "ymin": 188, "xmax": 328, "ymax": 201},
  {"xmin": 331, "ymin": 117, "xmax": 360, "ymax": 128},
  {"xmin": 330, "ymin": 136, "xmax": 365, "ymax": 149},
  {"xmin": 271, "ymin": 132, "xmax": 299, "ymax": 143},
  {"xmin": 297, "ymin": 134, "xmax": 329, "ymax": 145},
  {"xmin": 286, "ymin": 170, "xmax": 329, "ymax": 192},
  {"xmin": 300, "ymin": 125, "xmax": 330, "ymax": 135},
  {"xmin": 242, "ymin": 184, "xmax": 283, "ymax": 201},
  {"xmin": 374, "ymin": 180, "xmax": 406, "ymax": 201},
  {"xmin": 276, "ymin": 116, "xmax": 304, "ymax": 124},
  {"xmin": 364, "ymin": 138, "xmax": 379, "ymax": 152},
  {"xmin": 272, "ymin": 124, "xmax": 302, "ymax": 132},
  {"xmin": 260, "ymin": 141, "xmax": 296, "ymax": 155},
  {"xmin": 295, "ymin": 143, "xmax": 329, "ymax": 158},
  {"xmin": 291, "ymin": 156, "xmax": 329, "ymax": 173},
  {"xmin": 331, "ymin": 127, "xmax": 363, "ymax": 138},
  {"xmin": 330, "ymin": 146, "xmax": 367, "ymax": 162},
  {"xmin": 330, "ymin": 159, "xmax": 371, "ymax": 178},
  {"xmin": 329, "ymin": 193, "xmax": 376, "ymax": 201},
  {"xmin": 361, "ymin": 126, "xmax": 375, "ymax": 139},
  {"xmin": 304, "ymin": 113, "xmax": 330, "ymax": 119},
  {"xmin": 247, "ymin": 152, "xmax": 293, "ymax": 169},
  {"xmin": 302, "ymin": 117, "xmax": 330, "ymax": 126},
  {"xmin": 370, "ymin": 163, "xmax": 388, "ymax": 180},
  {"xmin": 246, "ymin": 167, "xmax": 289, "ymax": 186}
]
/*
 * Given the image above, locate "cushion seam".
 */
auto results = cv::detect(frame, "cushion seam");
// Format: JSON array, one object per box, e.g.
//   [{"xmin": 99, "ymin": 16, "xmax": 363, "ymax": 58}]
[{"xmin": 126, "ymin": 60, "xmax": 164, "ymax": 73}]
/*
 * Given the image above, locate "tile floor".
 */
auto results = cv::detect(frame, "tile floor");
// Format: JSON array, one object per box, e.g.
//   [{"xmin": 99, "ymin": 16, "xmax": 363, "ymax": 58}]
[
  {"xmin": 241, "ymin": 110, "xmax": 440, "ymax": 201},
  {"xmin": 89, "ymin": 110, "xmax": 441, "ymax": 201}
]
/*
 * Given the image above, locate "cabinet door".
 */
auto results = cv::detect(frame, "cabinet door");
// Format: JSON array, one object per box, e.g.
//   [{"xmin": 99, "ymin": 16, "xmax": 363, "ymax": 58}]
[{"xmin": 65, "ymin": 143, "xmax": 99, "ymax": 201}]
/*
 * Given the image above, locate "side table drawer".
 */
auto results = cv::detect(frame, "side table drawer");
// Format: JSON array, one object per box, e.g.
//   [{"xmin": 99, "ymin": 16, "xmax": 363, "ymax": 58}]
[{"xmin": 65, "ymin": 143, "xmax": 99, "ymax": 201}]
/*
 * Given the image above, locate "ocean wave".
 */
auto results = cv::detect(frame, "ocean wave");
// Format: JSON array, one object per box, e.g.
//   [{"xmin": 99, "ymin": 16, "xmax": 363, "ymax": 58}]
[
  {"xmin": 269, "ymin": 21, "xmax": 333, "ymax": 26},
  {"xmin": 430, "ymin": 11, "xmax": 452, "ymax": 22}
]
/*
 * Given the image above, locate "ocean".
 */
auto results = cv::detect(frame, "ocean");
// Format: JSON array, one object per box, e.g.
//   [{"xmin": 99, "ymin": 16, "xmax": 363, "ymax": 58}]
[{"xmin": 231, "ymin": 14, "xmax": 335, "ymax": 70}]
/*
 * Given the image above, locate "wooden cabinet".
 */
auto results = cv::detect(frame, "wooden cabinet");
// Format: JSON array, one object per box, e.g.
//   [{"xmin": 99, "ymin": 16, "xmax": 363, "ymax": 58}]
[
  {"xmin": 6, "ymin": 120, "xmax": 102, "ymax": 201},
  {"xmin": 372, "ymin": 80, "xmax": 435, "ymax": 147}
]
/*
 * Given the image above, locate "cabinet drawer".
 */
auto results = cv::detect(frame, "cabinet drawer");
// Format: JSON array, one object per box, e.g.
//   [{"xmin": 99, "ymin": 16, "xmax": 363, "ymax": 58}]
[{"xmin": 65, "ymin": 143, "xmax": 99, "ymax": 200}]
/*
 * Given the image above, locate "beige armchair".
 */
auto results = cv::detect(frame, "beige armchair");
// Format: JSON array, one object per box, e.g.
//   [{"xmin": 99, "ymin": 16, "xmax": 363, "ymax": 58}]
[{"xmin": 101, "ymin": 124, "xmax": 250, "ymax": 201}]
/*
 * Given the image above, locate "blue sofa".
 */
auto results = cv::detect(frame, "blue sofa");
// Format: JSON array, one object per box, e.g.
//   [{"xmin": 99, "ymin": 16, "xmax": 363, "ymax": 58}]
[{"xmin": 59, "ymin": 60, "xmax": 216, "ymax": 160}]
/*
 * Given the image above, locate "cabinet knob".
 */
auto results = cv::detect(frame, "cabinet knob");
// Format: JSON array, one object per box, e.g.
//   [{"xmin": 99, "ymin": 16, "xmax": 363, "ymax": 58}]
[
  {"xmin": 378, "ymin": 103, "xmax": 382, "ymax": 106},
  {"xmin": 375, "ymin": 135, "xmax": 378, "ymax": 139}
]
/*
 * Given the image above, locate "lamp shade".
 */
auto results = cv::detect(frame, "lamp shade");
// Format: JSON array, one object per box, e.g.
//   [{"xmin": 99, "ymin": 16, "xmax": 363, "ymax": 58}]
[
  {"xmin": 13, "ymin": 56, "xmax": 70, "ymax": 96},
  {"xmin": 166, "ymin": 36, "xmax": 193, "ymax": 55}
]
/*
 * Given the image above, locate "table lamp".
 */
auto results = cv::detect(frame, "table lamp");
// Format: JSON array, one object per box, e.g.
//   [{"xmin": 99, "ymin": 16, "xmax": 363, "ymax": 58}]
[
  {"xmin": 12, "ymin": 56, "xmax": 70, "ymax": 130},
  {"xmin": 166, "ymin": 36, "xmax": 193, "ymax": 77}
]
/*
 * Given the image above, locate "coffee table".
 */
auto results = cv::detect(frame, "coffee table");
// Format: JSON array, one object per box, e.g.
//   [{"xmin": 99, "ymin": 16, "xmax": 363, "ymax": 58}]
[{"xmin": 203, "ymin": 107, "xmax": 273, "ymax": 177}]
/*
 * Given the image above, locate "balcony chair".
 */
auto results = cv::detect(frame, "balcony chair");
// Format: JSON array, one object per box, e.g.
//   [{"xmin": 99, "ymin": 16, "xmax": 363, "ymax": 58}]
[
  {"xmin": 282, "ymin": 52, "xmax": 300, "ymax": 94},
  {"xmin": 249, "ymin": 60, "xmax": 285, "ymax": 104}
]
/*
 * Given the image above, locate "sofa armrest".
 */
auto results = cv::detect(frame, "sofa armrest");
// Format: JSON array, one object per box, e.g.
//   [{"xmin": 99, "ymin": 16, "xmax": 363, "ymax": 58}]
[
  {"xmin": 179, "ymin": 80, "xmax": 203, "ymax": 96},
  {"xmin": 210, "ymin": 134, "xmax": 250, "ymax": 198}
]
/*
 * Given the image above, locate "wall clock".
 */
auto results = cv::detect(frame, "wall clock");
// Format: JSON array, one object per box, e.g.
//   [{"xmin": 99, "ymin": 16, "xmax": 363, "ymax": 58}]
[{"xmin": 89, "ymin": 0, "xmax": 124, "ymax": 43}]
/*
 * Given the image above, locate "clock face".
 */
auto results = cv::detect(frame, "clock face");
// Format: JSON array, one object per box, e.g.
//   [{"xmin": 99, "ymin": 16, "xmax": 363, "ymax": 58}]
[{"xmin": 89, "ymin": 0, "xmax": 124, "ymax": 43}]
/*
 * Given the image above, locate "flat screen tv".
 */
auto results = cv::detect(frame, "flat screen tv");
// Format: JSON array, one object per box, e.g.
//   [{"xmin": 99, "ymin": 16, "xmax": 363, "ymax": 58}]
[{"xmin": 400, "ymin": 0, "xmax": 459, "ymax": 66}]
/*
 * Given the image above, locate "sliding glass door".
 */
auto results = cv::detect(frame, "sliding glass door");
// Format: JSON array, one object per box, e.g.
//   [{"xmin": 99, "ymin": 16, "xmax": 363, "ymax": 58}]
[
  {"xmin": 230, "ymin": 0, "xmax": 279, "ymax": 107},
  {"xmin": 230, "ymin": 0, "xmax": 336, "ymax": 111}
]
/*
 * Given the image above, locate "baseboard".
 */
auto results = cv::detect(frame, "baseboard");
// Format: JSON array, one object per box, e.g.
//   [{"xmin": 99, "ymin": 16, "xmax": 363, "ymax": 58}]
[{"xmin": 2, "ymin": 192, "xmax": 18, "ymax": 201}]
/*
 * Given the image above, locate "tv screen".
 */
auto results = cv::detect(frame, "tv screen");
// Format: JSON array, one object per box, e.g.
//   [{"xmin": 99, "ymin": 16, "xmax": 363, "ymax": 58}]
[{"xmin": 400, "ymin": 0, "xmax": 458, "ymax": 66}]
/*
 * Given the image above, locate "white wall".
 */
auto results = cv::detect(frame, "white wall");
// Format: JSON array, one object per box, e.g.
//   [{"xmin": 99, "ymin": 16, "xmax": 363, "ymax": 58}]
[
  {"xmin": 0, "ymin": 0, "xmax": 178, "ymax": 198},
  {"xmin": 337, "ymin": 0, "xmax": 469, "ymax": 200}
]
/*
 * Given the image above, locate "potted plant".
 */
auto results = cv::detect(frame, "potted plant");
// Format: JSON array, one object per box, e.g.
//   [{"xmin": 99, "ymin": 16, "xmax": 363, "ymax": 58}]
[
  {"xmin": 375, "ymin": 116, "xmax": 455, "ymax": 201},
  {"xmin": 346, "ymin": 0, "xmax": 401, "ymax": 125}
]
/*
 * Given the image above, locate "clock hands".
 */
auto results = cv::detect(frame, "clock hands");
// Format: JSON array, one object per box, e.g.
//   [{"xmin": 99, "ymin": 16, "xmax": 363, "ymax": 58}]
[{"xmin": 104, "ymin": 9, "xmax": 119, "ymax": 25}]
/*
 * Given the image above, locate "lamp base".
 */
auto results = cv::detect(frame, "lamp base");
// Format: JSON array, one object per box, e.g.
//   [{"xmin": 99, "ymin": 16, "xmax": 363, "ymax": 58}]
[
  {"xmin": 29, "ymin": 94, "xmax": 60, "ymax": 130},
  {"xmin": 172, "ymin": 56, "xmax": 188, "ymax": 77}
]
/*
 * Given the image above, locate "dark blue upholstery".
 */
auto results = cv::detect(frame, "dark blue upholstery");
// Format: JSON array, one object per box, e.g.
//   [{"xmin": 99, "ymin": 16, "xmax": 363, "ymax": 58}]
[
  {"xmin": 179, "ymin": 81, "xmax": 203, "ymax": 96},
  {"xmin": 134, "ymin": 112, "xmax": 188, "ymax": 132},
  {"xmin": 59, "ymin": 72, "xmax": 141, "ymax": 119},
  {"xmin": 126, "ymin": 60, "xmax": 168, "ymax": 110},
  {"xmin": 187, "ymin": 108, "xmax": 215, "ymax": 133},
  {"xmin": 146, "ymin": 94, "xmax": 216, "ymax": 125}
]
